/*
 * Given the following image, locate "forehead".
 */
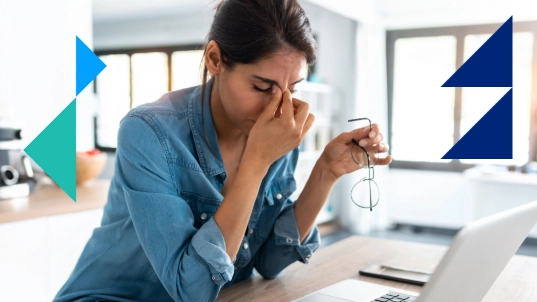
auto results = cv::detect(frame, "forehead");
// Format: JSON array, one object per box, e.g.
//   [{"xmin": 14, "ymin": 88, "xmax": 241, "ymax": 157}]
[{"xmin": 238, "ymin": 50, "xmax": 307, "ymax": 77}]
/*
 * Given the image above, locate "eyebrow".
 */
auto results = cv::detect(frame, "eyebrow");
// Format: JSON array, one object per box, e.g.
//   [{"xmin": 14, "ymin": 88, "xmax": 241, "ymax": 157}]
[{"xmin": 251, "ymin": 74, "xmax": 305, "ymax": 87}]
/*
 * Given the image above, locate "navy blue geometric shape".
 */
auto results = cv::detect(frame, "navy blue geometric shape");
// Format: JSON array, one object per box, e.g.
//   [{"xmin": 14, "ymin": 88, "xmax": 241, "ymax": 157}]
[
  {"xmin": 442, "ymin": 16, "xmax": 512, "ymax": 88},
  {"xmin": 442, "ymin": 89, "xmax": 512, "ymax": 159},
  {"xmin": 76, "ymin": 36, "xmax": 106, "ymax": 96}
]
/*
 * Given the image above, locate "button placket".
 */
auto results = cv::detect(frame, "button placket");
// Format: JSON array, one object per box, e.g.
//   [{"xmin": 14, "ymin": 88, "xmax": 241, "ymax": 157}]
[{"xmin": 233, "ymin": 237, "xmax": 252, "ymax": 268}]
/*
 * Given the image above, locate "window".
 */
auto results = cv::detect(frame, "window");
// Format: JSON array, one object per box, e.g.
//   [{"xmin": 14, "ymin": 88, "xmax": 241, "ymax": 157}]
[
  {"xmin": 387, "ymin": 21, "xmax": 537, "ymax": 171},
  {"xmin": 94, "ymin": 45, "xmax": 204, "ymax": 150}
]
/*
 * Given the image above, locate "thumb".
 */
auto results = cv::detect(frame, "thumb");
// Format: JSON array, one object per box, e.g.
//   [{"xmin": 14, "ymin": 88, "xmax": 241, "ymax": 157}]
[
  {"xmin": 339, "ymin": 130, "xmax": 367, "ymax": 144},
  {"xmin": 260, "ymin": 85, "xmax": 283, "ymax": 120}
]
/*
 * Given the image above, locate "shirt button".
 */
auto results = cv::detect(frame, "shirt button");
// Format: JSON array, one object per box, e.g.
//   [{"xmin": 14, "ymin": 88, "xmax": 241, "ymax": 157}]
[
  {"xmin": 243, "ymin": 242, "xmax": 249, "ymax": 250},
  {"xmin": 305, "ymin": 255, "xmax": 311, "ymax": 260},
  {"xmin": 211, "ymin": 275, "xmax": 216, "ymax": 281},
  {"xmin": 201, "ymin": 213, "xmax": 207, "ymax": 220},
  {"xmin": 249, "ymin": 229, "xmax": 254, "ymax": 234},
  {"xmin": 286, "ymin": 237, "xmax": 293, "ymax": 243},
  {"xmin": 276, "ymin": 193, "xmax": 283, "ymax": 200}
]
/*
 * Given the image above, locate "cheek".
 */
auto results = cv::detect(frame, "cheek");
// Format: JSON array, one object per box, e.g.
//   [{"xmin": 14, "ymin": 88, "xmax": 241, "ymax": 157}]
[
  {"xmin": 223, "ymin": 90, "xmax": 260, "ymax": 118},
  {"xmin": 230, "ymin": 88, "xmax": 265, "ymax": 112}
]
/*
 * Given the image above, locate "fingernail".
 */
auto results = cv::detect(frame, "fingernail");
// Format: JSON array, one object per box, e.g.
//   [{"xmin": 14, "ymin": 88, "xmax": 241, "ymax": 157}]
[
  {"xmin": 360, "ymin": 140, "xmax": 367, "ymax": 147},
  {"xmin": 272, "ymin": 86, "xmax": 277, "ymax": 94},
  {"xmin": 369, "ymin": 131, "xmax": 376, "ymax": 138}
]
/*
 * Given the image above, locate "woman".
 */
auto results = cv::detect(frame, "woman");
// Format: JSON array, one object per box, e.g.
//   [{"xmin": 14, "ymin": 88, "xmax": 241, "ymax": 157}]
[{"xmin": 53, "ymin": 0, "xmax": 391, "ymax": 301}]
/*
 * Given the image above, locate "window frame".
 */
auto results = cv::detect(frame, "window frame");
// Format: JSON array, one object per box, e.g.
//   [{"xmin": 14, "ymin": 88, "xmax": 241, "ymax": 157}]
[
  {"xmin": 93, "ymin": 44, "xmax": 204, "ymax": 152},
  {"xmin": 386, "ymin": 21, "xmax": 537, "ymax": 172}
]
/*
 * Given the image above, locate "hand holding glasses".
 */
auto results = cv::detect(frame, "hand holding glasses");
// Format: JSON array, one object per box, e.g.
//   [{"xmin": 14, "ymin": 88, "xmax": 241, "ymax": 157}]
[{"xmin": 348, "ymin": 118, "xmax": 383, "ymax": 212}]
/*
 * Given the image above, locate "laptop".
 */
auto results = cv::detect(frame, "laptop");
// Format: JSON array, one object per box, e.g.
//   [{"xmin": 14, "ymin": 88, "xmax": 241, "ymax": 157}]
[{"xmin": 294, "ymin": 199, "xmax": 537, "ymax": 302}]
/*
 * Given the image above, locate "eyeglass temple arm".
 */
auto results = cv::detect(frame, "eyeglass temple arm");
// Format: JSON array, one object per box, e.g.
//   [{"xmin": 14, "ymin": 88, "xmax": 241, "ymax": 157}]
[
  {"xmin": 347, "ymin": 117, "xmax": 372, "ymax": 131},
  {"xmin": 351, "ymin": 137, "xmax": 375, "ymax": 212}
]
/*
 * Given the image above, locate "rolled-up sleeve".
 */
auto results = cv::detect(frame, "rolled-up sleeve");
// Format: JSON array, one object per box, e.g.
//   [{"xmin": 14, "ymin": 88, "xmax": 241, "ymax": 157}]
[
  {"xmin": 117, "ymin": 114, "xmax": 234, "ymax": 301},
  {"xmin": 253, "ymin": 200, "xmax": 321, "ymax": 279}
]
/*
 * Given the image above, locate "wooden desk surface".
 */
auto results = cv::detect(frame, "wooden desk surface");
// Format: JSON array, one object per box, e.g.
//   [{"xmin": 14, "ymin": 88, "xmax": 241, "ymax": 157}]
[
  {"xmin": 217, "ymin": 235, "xmax": 537, "ymax": 302},
  {"xmin": 0, "ymin": 178, "xmax": 110, "ymax": 224}
]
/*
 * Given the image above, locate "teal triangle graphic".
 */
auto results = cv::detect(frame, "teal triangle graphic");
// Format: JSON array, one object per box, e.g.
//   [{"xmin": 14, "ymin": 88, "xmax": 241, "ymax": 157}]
[
  {"xmin": 24, "ymin": 99, "xmax": 77, "ymax": 202},
  {"xmin": 76, "ymin": 36, "xmax": 106, "ymax": 96}
]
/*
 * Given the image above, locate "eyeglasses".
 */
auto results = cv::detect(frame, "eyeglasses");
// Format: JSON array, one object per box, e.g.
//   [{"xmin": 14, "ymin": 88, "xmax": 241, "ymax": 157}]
[{"xmin": 348, "ymin": 117, "xmax": 380, "ymax": 212}]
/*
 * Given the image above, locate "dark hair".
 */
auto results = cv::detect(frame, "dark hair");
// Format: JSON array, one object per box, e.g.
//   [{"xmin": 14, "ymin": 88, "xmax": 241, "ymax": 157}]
[{"xmin": 198, "ymin": 0, "xmax": 318, "ymax": 155}]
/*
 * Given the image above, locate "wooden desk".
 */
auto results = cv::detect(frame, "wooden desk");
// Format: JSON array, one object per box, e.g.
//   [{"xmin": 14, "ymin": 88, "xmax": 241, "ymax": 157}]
[
  {"xmin": 0, "ymin": 178, "xmax": 110, "ymax": 224},
  {"xmin": 217, "ymin": 236, "xmax": 537, "ymax": 302}
]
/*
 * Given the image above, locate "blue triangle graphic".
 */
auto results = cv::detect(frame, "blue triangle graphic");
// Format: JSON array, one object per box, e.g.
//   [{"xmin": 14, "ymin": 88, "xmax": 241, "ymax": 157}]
[
  {"xmin": 442, "ymin": 16, "xmax": 512, "ymax": 87},
  {"xmin": 76, "ymin": 36, "xmax": 106, "ymax": 96},
  {"xmin": 442, "ymin": 89, "xmax": 512, "ymax": 159}
]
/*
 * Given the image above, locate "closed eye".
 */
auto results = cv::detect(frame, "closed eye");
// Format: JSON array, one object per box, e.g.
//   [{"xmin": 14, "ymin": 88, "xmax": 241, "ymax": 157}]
[{"xmin": 253, "ymin": 85, "xmax": 297, "ymax": 94}]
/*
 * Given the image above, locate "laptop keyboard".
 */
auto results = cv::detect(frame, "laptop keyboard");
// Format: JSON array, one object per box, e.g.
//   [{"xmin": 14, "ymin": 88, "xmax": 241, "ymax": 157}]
[{"xmin": 370, "ymin": 291, "xmax": 418, "ymax": 302}]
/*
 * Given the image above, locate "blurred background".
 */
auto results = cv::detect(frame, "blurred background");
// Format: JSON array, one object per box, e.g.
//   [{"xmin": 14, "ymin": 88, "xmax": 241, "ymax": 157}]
[{"xmin": 1, "ymin": 0, "xmax": 536, "ymax": 301}]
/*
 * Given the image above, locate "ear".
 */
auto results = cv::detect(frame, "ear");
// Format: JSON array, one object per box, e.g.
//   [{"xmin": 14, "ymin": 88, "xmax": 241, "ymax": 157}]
[{"xmin": 204, "ymin": 40, "xmax": 223, "ymax": 76}]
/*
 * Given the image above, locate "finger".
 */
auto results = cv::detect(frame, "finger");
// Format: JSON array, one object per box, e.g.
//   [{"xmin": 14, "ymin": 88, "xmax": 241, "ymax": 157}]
[
  {"xmin": 376, "ymin": 142, "xmax": 389, "ymax": 153},
  {"xmin": 301, "ymin": 113, "xmax": 315, "ymax": 137},
  {"xmin": 358, "ymin": 123, "xmax": 379, "ymax": 147},
  {"xmin": 371, "ymin": 154, "xmax": 392, "ymax": 166},
  {"xmin": 280, "ymin": 89, "xmax": 295, "ymax": 122},
  {"xmin": 260, "ymin": 85, "xmax": 283, "ymax": 120},
  {"xmin": 292, "ymin": 98, "xmax": 310, "ymax": 130},
  {"xmin": 339, "ymin": 130, "xmax": 369, "ymax": 144},
  {"xmin": 368, "ymin": 123, "xmax": 380, "ymax": 138},
  {"xmin": 359, "ymin": 132, "xmax": 384, "ymax": 148},
  {"xmin": 366, "ymin": 141, "xmax": 389, "ymax": 153}
]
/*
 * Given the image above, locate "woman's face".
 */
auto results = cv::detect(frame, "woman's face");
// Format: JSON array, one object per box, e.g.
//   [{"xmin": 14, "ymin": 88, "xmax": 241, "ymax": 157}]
[{"xmin": 206, "ymin": 41, "xmax": 307, "ymax": 137}]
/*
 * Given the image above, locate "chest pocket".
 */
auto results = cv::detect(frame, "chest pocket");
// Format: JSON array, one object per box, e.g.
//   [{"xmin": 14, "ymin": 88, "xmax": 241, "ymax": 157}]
[
  {"xmin": 180, "ymin": 191, "xmax": 221, "ymax": 227},
  {"xmin": 264, "ymin": 173, "xmax": 297, "ymax": 206}
]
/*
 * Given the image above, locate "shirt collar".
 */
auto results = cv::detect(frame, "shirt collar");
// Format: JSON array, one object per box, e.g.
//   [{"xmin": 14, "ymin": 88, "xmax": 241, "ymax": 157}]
[{"xmin": 187, "ymin": 77, "xmax": 226, "ymax": 177}]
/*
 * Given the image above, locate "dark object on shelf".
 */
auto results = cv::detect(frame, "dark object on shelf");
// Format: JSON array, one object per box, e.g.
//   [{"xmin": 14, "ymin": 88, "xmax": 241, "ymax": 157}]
[
  {"xmin": 0, "ymin": 127, "xmax": 38, "ymax": 199},
  {"xmin": 507, "ymin": 164, "xmax": 518, "ymax": 172},
  {"xmin": 0, "ymin": 128, "xmax": 22, "ymax": 141}
]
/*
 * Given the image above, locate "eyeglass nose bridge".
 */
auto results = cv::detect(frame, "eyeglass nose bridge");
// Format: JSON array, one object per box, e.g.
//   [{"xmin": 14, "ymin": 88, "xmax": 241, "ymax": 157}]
[{"xmin": 365, "ymin": 165, "xmax": 375, "ymax": 180}]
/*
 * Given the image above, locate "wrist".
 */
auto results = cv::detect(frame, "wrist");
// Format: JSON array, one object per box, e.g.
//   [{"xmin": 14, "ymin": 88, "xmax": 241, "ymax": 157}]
[
  {"xmin": 317, "ymin": 152, "xmax": 339, "ymax": 184},
  {"xmin": 240, "ymin": 150, "xmax": 271, "ymax": 174}
]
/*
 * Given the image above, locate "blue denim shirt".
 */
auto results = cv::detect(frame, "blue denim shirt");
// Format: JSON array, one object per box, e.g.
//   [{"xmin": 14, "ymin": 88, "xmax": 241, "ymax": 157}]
[{"xmin": 53, "ymin": 77, "xmax": 321, "ymax": 302}]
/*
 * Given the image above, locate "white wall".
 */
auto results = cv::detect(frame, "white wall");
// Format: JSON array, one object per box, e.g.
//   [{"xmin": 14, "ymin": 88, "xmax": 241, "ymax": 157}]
[
  {"xmin": 93, "ymin": 9, "xmax": 214, "ymax": 50},
  {"xmin": 377, "ymin": 0, "xmax": 537, "ymax": 29},
  {"xmin": 0, "ymin": 0, "xmax": 95, "ymax": 152}
]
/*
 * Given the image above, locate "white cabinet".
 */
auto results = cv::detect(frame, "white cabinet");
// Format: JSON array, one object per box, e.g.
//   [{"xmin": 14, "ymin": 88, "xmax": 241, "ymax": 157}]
[
  {"xmin": 0, "ymin": 209, "xmax": 104, "ymax": 301},
  {"xmin": 387, "ymin": 168, "xmax": 537, "ymax": 238},
  {"xmin": 464, "ymin": 168, "xmax": 537, "ymax": 238}
]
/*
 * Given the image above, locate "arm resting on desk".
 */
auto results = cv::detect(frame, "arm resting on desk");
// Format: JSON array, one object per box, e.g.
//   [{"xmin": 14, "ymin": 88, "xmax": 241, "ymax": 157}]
[{"xmin": 253, "ymin": 201, "xmax": 321, "ymax": 279}]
